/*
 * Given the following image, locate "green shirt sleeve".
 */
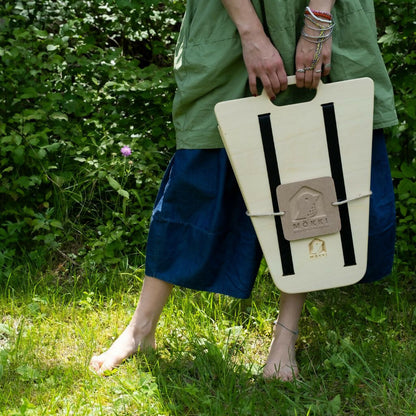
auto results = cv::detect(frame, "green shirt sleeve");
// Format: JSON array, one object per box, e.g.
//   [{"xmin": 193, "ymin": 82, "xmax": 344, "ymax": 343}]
[{"xmin": 172, "ymin": 0, "xmax": 397, "ymax": 150}]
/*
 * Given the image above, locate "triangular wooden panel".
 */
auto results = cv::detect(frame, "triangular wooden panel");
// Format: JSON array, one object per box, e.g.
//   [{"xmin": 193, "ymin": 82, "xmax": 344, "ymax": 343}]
[{"xmin": 214, "ymin": 76, "xmax": 374, "ymax": 293}]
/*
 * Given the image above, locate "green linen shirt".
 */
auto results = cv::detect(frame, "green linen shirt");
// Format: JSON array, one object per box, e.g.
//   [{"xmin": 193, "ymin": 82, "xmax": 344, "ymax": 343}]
[{"xmin": 172, "ymin": 0, "xmax": 398, "ymax": 149}]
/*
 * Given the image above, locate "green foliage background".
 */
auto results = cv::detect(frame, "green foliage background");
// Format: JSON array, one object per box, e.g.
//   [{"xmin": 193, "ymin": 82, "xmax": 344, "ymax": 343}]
[
  {"xmin": 0, "ymin": 0, "xmax": 415, "ymax": 278},
  {"xmin": 0, "ymin": 0, "xmax": 184, "ymax": 276},
  {"xmin": 375, "ymin": 0, "xmax": 416, "ymax": 274}
]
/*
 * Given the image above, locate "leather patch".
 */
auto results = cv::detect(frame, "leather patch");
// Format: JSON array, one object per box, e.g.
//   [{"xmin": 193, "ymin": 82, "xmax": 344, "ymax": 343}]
[{"xmin": 276, "ymin": 177, "xmax": 341, "ymax": 241}]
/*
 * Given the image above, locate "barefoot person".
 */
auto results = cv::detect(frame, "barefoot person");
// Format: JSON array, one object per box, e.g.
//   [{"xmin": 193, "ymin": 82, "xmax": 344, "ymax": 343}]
[{"xmin": 90, "ymin": 0, "xmax": 397, "ymax": 380}]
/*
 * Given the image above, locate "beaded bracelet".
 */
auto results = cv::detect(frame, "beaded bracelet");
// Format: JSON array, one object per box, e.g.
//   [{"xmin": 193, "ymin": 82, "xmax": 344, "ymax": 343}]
[{"xmin": 304, "ymin": 6, "xmax": 332, "ymax": 22}]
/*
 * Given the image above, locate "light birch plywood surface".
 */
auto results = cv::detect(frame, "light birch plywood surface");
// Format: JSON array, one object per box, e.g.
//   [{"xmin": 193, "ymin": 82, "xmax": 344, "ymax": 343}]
[{"xmin": 215, "ymin": 76, "xmax": 374, "ymax": 293}]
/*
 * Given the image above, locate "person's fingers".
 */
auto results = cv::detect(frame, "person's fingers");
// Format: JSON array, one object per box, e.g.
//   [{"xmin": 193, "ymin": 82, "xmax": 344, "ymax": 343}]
[
  {"xmin": 268, "ymin": 71, "xmax": 289, "ymax": 95},
  {"xmin": 295, "ymin": 50, "xmax": 306, "ymax": 87},
  {"xmin": 246, "ymin": 61, "xmax": 287, "ymax": 98},
  {"xmin": 256, "ymin": 66, "xmax": 288, "ymax": 99},
  {"xmin": 241, "ymin": 32, "xmax": 288, "ymax": 98},
  {"xmin": 295, "ymin": 67, "xmax": 305, "ymax": 88},
  {"xmin": 322, "ymin": 62, "xmax": 331, "ymax": 76},
  {"xmin": 295, "ymin": 32, "xmax": 333, "ymax": 89},
  {"xmin": 260, "ymin": 75, "xmax": 277, "ymax": 100},
  {"xmin": 268, "ymin": 71, "xmax": 280, "ymax": 94},
  {"xmin": 320, "ymin": 40, "xmax": 332, "ymax": 77},
  {"xmin": 264, "ymin": 58, "xmax": 287, "ymax": 97},
  {"xmin": 248, "ymin": 72, "xmax": 258, "ymax": 97},
  {"xmin": 278, "ymin": 71, "xmax": 288, "ymax": 92},
  {"xmin": 311, "ymin": 64, "xmax": 323, "ymax": 89},
  {"xmin": 295, "ymin": 42, "xmax": 312, "ymax": 88},
  {"xmin": 304, "ymin": 67, "xmax": 314, "ymax": 88}
]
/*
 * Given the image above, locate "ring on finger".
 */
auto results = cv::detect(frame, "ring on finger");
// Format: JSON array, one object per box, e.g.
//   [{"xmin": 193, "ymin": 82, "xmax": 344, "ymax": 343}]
[
  {"xmin": 324, "ymin": 63, "xmax": 331, "ymax": 68},
  {"xmin": 296, "ymin": 68, "xmax": 306, "ymax": 73},
  {"xmin": 315, "ymin": 69, "xmax": 322, "ymax": 73}
]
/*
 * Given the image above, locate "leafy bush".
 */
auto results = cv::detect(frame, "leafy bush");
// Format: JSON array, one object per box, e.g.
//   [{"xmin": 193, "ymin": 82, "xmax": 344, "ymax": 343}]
[
  {"xmin": 0, "ymin": 0, "xmax": 414, "ymax": 278},
  {"xmin": 375, "ymin": 0, "xmax": 416, "ymax": 270},
  {"xmin": 0, "ymin": 0, "xmax": 184, "ymax": 276}
]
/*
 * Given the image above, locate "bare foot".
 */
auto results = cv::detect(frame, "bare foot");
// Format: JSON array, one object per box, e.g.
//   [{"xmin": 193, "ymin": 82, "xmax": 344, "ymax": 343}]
[
  {"xmin": 263, "ymin": 322, "xmax": 299, "ymax": 381},
  {"xmin": 89, "ymin": 324, "xmax": 155, "ymax": 375}
]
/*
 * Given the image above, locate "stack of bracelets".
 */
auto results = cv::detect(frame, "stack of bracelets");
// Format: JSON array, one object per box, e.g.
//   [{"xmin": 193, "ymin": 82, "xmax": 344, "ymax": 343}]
[{"xmin": 297, "ymin": 6, "xmax": 335, "ymax": 73}]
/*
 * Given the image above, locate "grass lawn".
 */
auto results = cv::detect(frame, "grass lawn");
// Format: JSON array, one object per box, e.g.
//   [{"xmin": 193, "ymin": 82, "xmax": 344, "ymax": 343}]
[{"xmin": 1, "ymin": 262, "xmax": 415, "ymax": 415}]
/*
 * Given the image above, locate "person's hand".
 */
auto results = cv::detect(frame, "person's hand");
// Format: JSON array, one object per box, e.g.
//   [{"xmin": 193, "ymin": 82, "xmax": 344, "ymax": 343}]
[
  {"xmin": 240, "ymin": 31, "xmax": 288, "ymax": 99},
  {"xmin": 295, "ymin": 35, "xmax": 332, "ymax": 89}
]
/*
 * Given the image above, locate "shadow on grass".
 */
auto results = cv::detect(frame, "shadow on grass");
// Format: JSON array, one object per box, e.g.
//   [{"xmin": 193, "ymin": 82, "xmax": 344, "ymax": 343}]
[{"xmin": 142, "ymin": 341, "xmax": 340, "ymax": 416}]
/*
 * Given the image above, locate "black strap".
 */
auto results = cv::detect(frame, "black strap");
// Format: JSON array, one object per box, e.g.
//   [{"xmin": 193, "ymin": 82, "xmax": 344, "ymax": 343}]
[
  {"xmin": 321, "ymin": 103, "xmax": 357, "ymax": 266},
  {"xmin": 258, "ymin": 113, "xmax": 294, "ymax": 276}
]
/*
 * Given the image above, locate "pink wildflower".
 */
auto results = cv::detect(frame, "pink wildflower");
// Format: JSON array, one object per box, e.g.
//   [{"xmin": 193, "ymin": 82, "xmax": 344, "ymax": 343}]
[{"xmin": 121, "ymin": 145, "xmax": 132, "ymax": 157}]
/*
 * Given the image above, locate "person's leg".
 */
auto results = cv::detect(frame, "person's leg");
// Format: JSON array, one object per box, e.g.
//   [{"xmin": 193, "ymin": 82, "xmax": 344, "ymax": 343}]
[
  {"xmin": 89, "ymin": 276, "xmax": 173, "ymax": 375},
  {"xmin": 263, "ymin": 291, "xmax": 306, "ymax": 381}
]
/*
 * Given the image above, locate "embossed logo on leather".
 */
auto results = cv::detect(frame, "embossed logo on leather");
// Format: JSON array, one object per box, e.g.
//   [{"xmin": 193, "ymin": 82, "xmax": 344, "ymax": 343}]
[
  {"xmin": 277, "ymin": 177, "xmax": 341, "ymax": 241},
  {"xmin": 291, "ymin": 186, "xmax": 327, "ymax": 230}
]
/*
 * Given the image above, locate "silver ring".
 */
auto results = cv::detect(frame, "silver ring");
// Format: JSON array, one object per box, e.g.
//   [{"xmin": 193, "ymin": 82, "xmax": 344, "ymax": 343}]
[
  {"xmin": 315, "ymin": 69, "xmax": 322, "ymax": 73},
  {"xmin": 296, "ymin": 68, "xmax": 305, "ymax": 73},
  {"xmin": 304, "ymin": 66, "xmax": 314, "ymax": 71}
]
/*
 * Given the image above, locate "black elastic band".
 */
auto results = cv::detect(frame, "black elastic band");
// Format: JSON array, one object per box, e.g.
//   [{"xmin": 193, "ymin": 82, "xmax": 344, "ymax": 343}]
[
  {"xmin": 321, "ymin": 103, "xmax": 357, "ymax": 266},
  {"xmin": 258, "ymin": 113, "xmax": 294, "ymax": 276}
]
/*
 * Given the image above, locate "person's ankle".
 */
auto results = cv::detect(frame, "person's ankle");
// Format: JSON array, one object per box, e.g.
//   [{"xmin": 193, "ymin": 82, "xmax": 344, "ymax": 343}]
[
  {"xmin": 274, "ymin": 320, "xmax": 299, "ymax": 336},
  {"xmin": 125, "ymin": 320, "xmax": 156, "ymax": 350}
]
